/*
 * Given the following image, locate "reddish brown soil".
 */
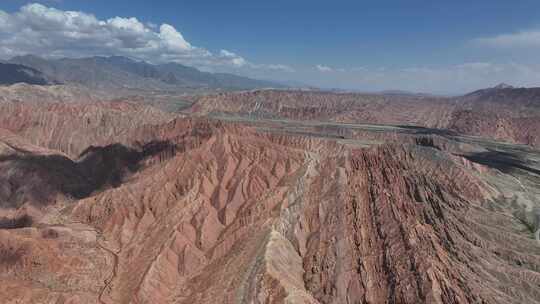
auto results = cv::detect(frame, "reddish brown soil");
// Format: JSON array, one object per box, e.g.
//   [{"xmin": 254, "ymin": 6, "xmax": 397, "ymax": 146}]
[
  {"xmin": 0, "ymin": 98, "xmax": 539, "ymax": 304},
  {"xmin": 188, "ymin": 88, "xmax": 540, "ymax": 148}
]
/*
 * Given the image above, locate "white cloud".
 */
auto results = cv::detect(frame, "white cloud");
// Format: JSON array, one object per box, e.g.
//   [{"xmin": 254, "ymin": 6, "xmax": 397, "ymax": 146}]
[
  {"xmin": 262, "ymin": 64, "xmax": 295, "ymax": 72},
  {"xmin": 218, "ymin": 49, "xmax": 248, "ymax": 67},
  {"xmin": 0, "ymin": 11, "xmax": 10, "ymax": 28},
  {"xmin": 308, "ymin": 62, "xmax": 540, "ymax": 94},
  {"xmin": 0, "ymin": 3, "xmax": 292, "ymax": 72},
  {"xmin": 158, "ymin": 24, "xmax": 192, "ymax": 51},
  {"xmin": 316, "ymin": 64, "xmax": 333, "ymax": 72},
  {"xmin": 316, "ymin": 64, "xmax": 347, "ymax": 73},
  {"xmin": 473, "ymin": 29, "xmax": 540, "ymax": 48},
  {"xmin": 215, "ymin": 49, "xmax": 295, "ymax": 72}
]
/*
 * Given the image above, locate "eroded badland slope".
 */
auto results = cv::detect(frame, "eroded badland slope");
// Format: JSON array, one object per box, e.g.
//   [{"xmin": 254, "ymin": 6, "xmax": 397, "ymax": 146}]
[{"xmin": 0, "ymin": 97, "xmax": 539, "ymax": 303}]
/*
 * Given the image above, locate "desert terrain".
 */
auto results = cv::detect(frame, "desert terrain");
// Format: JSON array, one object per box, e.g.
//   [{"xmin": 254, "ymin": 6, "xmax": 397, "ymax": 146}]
[{"xmin": 0, "ymin": 82, "xmax": 539, "ymax": 303}]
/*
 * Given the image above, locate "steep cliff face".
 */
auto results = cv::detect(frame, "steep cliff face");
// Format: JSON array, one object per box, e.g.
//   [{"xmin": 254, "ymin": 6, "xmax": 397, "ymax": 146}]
[{"xmin": 1, "ymin": 100, "xmax": 539, "ymax": 303}]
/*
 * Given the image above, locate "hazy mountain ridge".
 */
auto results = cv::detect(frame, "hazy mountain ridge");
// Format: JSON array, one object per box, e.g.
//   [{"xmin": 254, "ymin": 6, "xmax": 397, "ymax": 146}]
[
  {"xmin": 464, "ymin": 83, "xmax": 540, "ymax": 107},
  {"xmin": 0, "ymin": 63, "xmax": 52, "ymax": 86},
  {"xmin": 7, "ymin": 55, "xmax": 285, "ymax": 91}
]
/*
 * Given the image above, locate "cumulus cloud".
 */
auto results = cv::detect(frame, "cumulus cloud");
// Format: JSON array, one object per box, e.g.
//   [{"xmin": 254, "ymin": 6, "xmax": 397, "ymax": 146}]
[
  {"xmin": 473, "ymin": 28, "xmax": 540, "ymax": 48},
  {"xmin": 0, "ymin": 3, "xmax": 292, "ymax": 72}
]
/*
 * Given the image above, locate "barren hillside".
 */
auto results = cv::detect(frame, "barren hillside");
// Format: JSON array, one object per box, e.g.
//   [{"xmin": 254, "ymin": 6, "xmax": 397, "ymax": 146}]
[{"xmin": 1, "ymin": 98, "xmax": 539, "ymax": 303}]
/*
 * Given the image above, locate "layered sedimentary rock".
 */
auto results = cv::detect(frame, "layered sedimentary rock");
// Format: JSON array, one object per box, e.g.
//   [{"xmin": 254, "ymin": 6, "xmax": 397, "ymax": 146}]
[
  {"xmin": 69, "ymin": 125, "xmax": 540, "ymax": 303},
  {"xmin": 0, "ymin": 100, "xmax": 173, "ymax": 157},
  {"xmin": 187, "ymin": 88, "xmax": 540, "ymax": 148},
  {"xmin": 0, "ymin": 83, "xmax": 106, "ymax": 104},
  {"xmin": 187, "ymin": 90, "xmax": 454, "ymax": 128},
  {"xmin": 1, "ymin": 99, "xmax": 539, "ymax": 303}
]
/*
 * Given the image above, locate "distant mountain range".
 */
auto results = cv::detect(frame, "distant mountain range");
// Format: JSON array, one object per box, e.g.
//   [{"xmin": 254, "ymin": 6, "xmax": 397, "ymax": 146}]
[
  {"xmin": 462, "ymin": 83, "xmax": 540, "ymax": 107},
  {"xmin": 0, "ymin": 63, "xmax": 52, "ymax": 85},
  {"xmin": 3, "ymin": 55, "xmax": 285, "ymax": 91}
]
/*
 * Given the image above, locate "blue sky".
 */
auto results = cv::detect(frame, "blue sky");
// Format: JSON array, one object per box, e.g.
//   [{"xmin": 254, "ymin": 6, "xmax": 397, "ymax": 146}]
[{"xmin": 3, "ymin": 0, "xmax": 540, "ymax": 93}]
